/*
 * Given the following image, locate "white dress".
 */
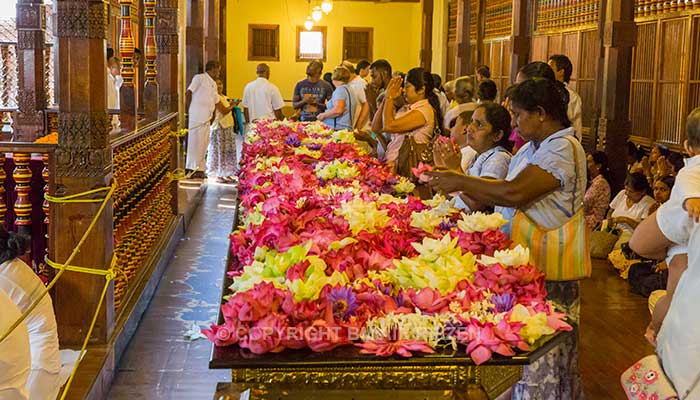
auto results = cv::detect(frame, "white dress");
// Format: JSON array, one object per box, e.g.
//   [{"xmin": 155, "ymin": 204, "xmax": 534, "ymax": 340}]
[
  {"xmin": 186, "ymin": 73, "xmax": 220, "ymax": 171},
  {"xmin": 0, "ymin": 258, "xmax": 62, "ymax": 400},
  {"xmin": 0, "ymin": 288, "xmax": 30, "ymax": 400}
]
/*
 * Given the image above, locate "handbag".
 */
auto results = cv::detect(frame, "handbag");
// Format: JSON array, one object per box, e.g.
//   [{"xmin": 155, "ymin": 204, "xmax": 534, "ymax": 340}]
[
  {"xmin": 621, "ymin": 354, "xmax": 700, "ymax": 400},
  {"xmin": 590, "ymin": 228, "xmax": 620, "ymax": 259},
  {"xmin": 510, "ymin": 136, "xmax": 592, "ymax": 281},
  {"xmin": 396, "ymin": 134, "xmax": 433, "ymax": 179}
]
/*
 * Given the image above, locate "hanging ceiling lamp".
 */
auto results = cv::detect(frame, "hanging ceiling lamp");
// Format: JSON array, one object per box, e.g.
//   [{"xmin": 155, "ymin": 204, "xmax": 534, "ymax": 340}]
[
  {"xmin": 311, "ymin": 6, "xmax": 323, "ymax": 22},
  {"xmin": 304, "ymin": 15, "xmax": 314, "ymax": 31},
  {"xmin": 321, "ymin": 0, "xmax": 333, "ymax": 14}
]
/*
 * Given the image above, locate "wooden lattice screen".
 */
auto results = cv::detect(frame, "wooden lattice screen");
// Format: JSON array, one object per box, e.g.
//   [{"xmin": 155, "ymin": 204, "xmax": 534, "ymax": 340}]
[{"xmin": 630, "ymin": 6, "xmax": 700, "ymax": 150}]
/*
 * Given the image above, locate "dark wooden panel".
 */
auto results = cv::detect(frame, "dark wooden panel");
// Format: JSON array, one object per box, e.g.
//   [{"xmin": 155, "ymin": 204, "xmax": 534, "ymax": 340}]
[{"xmin": 631, "ymin": 82, "xmax": 655, "ymax": 139}]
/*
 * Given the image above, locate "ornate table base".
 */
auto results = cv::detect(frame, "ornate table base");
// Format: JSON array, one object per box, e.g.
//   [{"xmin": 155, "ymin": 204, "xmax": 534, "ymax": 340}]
[{"xmin": 229, "ymin": 364, "xmax": 523, "ymax": 400}]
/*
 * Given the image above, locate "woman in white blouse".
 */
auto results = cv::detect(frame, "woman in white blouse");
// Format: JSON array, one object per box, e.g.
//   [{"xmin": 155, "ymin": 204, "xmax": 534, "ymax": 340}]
[
  {"xmin": 428, "ymin": 78, "xmax": 586, "ymax": 399},
  {"xmin": 433, "ymin": 102, "xmax": 512, "ymax": 212},
  {"xmin": 607, "ymin": 172, "xmax": 656, "ymax": 249}
]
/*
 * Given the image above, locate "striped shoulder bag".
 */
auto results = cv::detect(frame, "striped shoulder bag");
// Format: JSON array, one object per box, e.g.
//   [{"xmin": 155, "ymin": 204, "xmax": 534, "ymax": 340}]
[{"xmin": 510, "ymin": 136, "xmax": 592, "ymax": 281}]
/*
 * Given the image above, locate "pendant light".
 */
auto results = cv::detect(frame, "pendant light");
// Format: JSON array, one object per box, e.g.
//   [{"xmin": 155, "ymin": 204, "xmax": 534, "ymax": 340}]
[
  {"xmin": 311, "ymin": 6, "xmax": 323, "ymax": 22},
  {"xmin": 304, "ymin": 15, "xmax": 314, "ymax": 31},
  {"xmin": 321, "ymin": 0, "xmax": 333, "ymax": 14}
]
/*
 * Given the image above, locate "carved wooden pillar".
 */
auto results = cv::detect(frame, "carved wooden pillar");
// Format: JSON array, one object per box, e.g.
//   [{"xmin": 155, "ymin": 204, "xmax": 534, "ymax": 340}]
[
  {"xmin": 186, "ymin": 0, "xmax": 205, "ymax": 85},
  {"xmin": 455, "ymin": 0, "xmax": 472, "ymax": 76},
  {"xmin": 598, "ymin": 0, "xmax": 636, "ymax": 193},
  {"xmin": 55, "ymin": 0, "xmax": 115, "ymax": 345},
  {"xmin": 155, "ymin": 0, "xmax": 178, "ymax": 113},
  {"xmin": 12, "ymin": 152, "xmax": 33, "ymax": 236},
  {"xmin": 143, "ymin": 0, "xmax": 159, "ymax": 120},
  {"xmin": 203, "ymin": 0, "xmax": 219, "ymax": 63},
  {"xmin": 15, "ymin": 0, "xmax": 47, "ymax": 142},
  {"xmin": 119, "ymin": 0, "xmax": 137, "ymax": 131},
  {"xmin": 420, "ymin": 0, "xmax": 434, "ymax": 71},
  {"xmin": 510, "ymin": 0, "xmax": 530, "ymax": 82},
  {"xmin": 0, "ymin": 153, "xmax": 6, "ymax": 225}
]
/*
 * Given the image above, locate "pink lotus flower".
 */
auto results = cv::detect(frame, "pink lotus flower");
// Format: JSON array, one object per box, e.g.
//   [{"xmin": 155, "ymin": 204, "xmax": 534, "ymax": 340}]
[
  {"xmin": 356, "ymin": 325, "xmax": 435, "ymax": 357},
  {"xmin": 407, "ymin": 287, "xmax": 452, "ymax": 314},
  {"xmin": 303, "ymin": 305, "xmax": 353, "ymax": 352},
  {"xmin": 411, "ymin": 162, "xmax": 433, "ymax": 183},
  {"xmin": 356, "ymin": 338, "xmax": 435, "ymax": 357},
  {"xmin": 201, "ymin": 320, "xmax": 247, "ymax": 347},
  {"xmin": 239, "ymin": 313, "xmax": 288, "ymax": 354}
]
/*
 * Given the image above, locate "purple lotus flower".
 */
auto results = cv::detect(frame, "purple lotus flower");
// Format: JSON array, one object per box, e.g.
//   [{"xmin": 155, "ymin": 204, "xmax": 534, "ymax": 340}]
[
  {"xmin": 490, "ymin": 293, "xmax": 516, "ymax": 313},
  {"xmin": 439, "ymin": 220, "xmax": 457, "ymax": 231},
  {"xmin": 285, "ymin": 135, "xmax": 301, "ymax": 146},
  {"xmin": 306, "ymin": 143, "xmax": 323, "ymax": 151},
  {"xmin": 327, "ymin": 286, "xmax": 358, "ymax": 319}
]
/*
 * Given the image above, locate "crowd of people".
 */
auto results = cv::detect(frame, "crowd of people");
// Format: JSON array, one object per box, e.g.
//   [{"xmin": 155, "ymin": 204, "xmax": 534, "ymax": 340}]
[{"xmin": 177, "ymin": 53, "xmax": 700, "ymax": 399}]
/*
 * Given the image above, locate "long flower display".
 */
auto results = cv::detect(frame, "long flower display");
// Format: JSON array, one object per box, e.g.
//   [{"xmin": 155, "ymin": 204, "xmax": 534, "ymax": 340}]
[{"xmin": 204, "ymin": 120, "xmax": 572, "ymax": 364}]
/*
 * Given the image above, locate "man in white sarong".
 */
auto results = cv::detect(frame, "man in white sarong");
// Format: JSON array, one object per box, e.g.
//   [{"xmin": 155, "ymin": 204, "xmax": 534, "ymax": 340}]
[{"xmin": 185, "ymin": 60, "xmax": 222, "ymax": 177}]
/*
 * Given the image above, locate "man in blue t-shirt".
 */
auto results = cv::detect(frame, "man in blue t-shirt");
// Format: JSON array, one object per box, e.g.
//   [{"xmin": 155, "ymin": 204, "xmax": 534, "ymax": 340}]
[{"xmin": 292, "ymin": 60, "xmax": 334, "ymax": 122}]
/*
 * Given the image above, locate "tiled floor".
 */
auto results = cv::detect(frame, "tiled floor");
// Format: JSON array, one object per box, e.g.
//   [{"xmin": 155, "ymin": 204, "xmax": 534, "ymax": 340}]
[
  {"xmin": 107, "ymin": 181, "xmax": 654, "ymax": 399},
  {"xmin": 108, "ymin": 183, "xmax": 236, "ymax": 400}
]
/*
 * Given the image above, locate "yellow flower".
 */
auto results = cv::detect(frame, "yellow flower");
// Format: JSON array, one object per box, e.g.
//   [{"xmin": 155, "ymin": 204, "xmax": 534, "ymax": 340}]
[
  {"xmin": 314, "ymin": 160, "xmax": 360, "ymax": 180},
  {"xmin": 393, "ymin": 177, "xmax": 416, "ymax": 194},
  {"xmin": 293, "ymin": 146, "xmax": 322, "ymax": 158},
  {"xmin": 509, "ymin": 304, "xmax": 555, "ymax": 344},
  {"xmin": 410, "ymin": 197, "xmax": 454, "ymax": 233},
  {"xmin": 387, "ymin": 234, "xmax": 477, "ymax": 294},
  {"xmin": 335, "ymin": 198, "xmax": 391, "ymax": 235},
  {"xmin": 457, "ymin": 211, "xmax": 508, "ymax": 233},
  {"xmin": 332, "ymin": 129, "xmax": 356, "ymax": 143},
  {"xmin": 479, "ymin": 245, "xmax": 531, "ymax": 267}
]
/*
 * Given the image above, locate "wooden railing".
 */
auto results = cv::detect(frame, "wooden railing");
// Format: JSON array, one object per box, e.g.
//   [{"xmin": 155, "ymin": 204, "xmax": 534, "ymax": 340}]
[
  {"xmin": 0, "ymin": 143, "xmax": 57, "ymax": 282},
  {"xmin": 110, "ymin": 113, "xmax": 178, "ymax": 310}
]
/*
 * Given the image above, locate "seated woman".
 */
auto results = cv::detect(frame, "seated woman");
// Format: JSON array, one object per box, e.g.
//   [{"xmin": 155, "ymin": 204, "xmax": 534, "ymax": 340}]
[
  {"xmin": 651, "ymin": 175, "xmax": 674, "ymax": 213},
  {"xmin": 608, "ymin": 172, "xmax": 656, "ymax": 249},
  {"xmin": 584, "ymin": 151, "xmax": 612, "ymax": 230},
  {"xmin": 0, "ymin": 288, "xmax": 30, "ymax": 400},
  {"xmin": 374, "ymin": 67, "xmax": 442, "ymax": 176},
  {"xmin": 433, "ymin": 103, "xmax": 512, "ymax": 212},
  {"xmin": 317, "ymin": 66, "xmax": 360, "ymax": 131},
  {"xmin": 0, "ymin": 228, "xmax": 62, "ymax": 400}
]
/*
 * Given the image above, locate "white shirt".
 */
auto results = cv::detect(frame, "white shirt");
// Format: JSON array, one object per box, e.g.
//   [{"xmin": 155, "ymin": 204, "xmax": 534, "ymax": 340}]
[
  {"xmin": 467, "ymin": 146, "xmax": 511, "ymax": 180},
  {"xmin": 657, "ymin": 198, "xmax": 700, "ymax": 396},
  {"xmin": 0, "ymin": 259, "xmax": 61, "ymax": 374},
  {"xmin": 435, "ymin": 89, "xmax": 449, "ymax": 119},
  {"xmin": 349, "ymin": 76, "xmax": 367, "ymax": 94},
  {"xmin": 0, "ymin": 288, "xmax": 30, "ymax": 400},
  {"xmin": 460, "ymin": 146, "xmax": 477, "ymax": 174},
  {"xmin": 656, "ymin": 155, "xmax": 700, "ymax": 262},
  {"xmin": 187, "ymin": 72, "xmax": 220, "ymax": 124},
  {"xmin": 241, "ymin": 77, "xmax": 285, "ymax": 122},
  {"xmin": 566, "ymin": 83, "xmax": 583, "ymax": 141},
  {"xmin": 107, "ymin": 70, "xmax": 122, "ymax": 110},
  {"xmin": 610, "ymin": 191, "xmax": 656, "ymax": 234},
  {"xmin": 212, "ymin": 94, "xmax": 234, "ymax": 130},
  {"xmin": 496, "ymin": 127, "xmax": 586, "ymax": 234}
]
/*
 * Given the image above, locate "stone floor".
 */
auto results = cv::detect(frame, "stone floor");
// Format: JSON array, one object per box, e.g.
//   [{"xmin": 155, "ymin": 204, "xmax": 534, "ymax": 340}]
[
  {"xmin": 107, "ymin": 181, "xmax": 654, "ymax": 399},
  {"xmin": 108, "ymin": 182, "xmax": 236, "ymax": 400}
]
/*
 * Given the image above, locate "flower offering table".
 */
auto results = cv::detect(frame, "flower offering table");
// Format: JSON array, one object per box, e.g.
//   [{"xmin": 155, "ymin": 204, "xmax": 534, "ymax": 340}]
[
  {"xmin": 207, "ymin": 121, "xmax": 576, "ymax": 400},
  {"xmin": 209, "ymin": 320, "xmax": 571, "ymax": 399}
]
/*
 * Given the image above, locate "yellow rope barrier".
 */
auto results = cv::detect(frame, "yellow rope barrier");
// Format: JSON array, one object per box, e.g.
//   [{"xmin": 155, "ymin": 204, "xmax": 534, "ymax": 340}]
[
  {"xmin": 0, "ymin": 181, "xmax": 115, "ymax": 344},
  {"xmin": 0, "ymin": 119, "xmax": 201, "ymax": 396}
]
